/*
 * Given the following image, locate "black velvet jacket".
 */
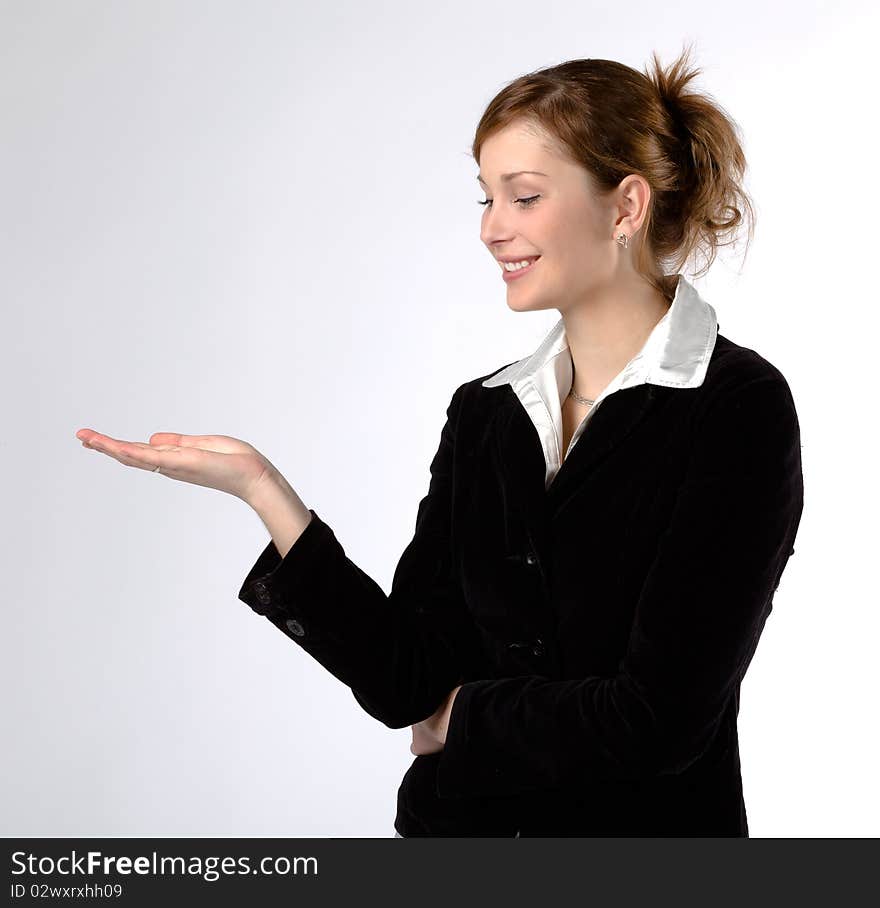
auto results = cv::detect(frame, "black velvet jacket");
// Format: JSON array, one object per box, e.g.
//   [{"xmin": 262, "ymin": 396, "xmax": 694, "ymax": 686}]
[{"xmin": 238, "ymin": 330, "xmax": 804, "ymax": 837}]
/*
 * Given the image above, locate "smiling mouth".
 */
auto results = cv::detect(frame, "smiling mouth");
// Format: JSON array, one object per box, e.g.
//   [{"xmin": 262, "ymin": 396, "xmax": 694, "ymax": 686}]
[
  {"xmin": 502, "ymin": 256, "xmax": 541, "ymax": 280},
  {"xmin": 499, "ymin": 255, "xmax": 540, "ymax": 271}
]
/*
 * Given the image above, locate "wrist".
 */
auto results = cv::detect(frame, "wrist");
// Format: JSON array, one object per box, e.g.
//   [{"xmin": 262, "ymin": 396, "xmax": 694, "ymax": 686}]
[{"xmin": 247, "ymin": 471, "xmax": 313, "ymax": 559}]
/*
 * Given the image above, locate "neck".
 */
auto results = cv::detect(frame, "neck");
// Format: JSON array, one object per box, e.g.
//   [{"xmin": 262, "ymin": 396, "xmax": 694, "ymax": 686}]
[{"xmin": 563, "ymin": 276, "xmax": 673, "ymax": 402}]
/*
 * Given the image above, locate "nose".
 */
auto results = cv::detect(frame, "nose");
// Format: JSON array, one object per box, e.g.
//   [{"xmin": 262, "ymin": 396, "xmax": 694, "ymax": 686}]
[{"xmin": 480, "ymin": 204, "xmax": 517, "ymax": 250}]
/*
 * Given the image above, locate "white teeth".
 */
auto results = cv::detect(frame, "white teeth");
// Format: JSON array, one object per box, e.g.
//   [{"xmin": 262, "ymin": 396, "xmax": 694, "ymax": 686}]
[{"xmin": 502, "ymin": 258, "xmax": 537, "ymax": 271}]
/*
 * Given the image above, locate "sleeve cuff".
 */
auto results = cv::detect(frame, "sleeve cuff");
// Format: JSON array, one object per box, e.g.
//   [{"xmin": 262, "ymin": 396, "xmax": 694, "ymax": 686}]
[{"xmin": 237, "ymin": 508, "xmax": 335, "ymax": 619}]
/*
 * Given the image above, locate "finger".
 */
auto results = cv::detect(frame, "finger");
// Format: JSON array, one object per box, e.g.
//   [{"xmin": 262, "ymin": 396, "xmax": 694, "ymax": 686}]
[
  {"xmin": 79, "ymin": 433, "xmax": 126, "ymax": 454},
  {"xmin": 85, "ymin": 437, "xmax": 177, "ymax": 473},
  {"xmin": 75, "ymin": 429, "xmax": 104, "ymax": 446},
  {"xmin": 78, "ymin": 431, "xmax": 182, "ymax": 456},
  {"xmin": 90, "ymin": 445, "xmax": 163, "ymax": 472},
  {"xmin": 76, "ymin": 430, "xmax": 246, "ymax": 456},
  {"xmin": 78, "ymin": 432, "xmax": 179, "ymax": 454},
  {"xmin": 149, "ymin": 433, "xmax": 203, "ymax": 447},
  {"xmin": 77, "ymin": 430, "xmax": 131, "ymax": 450}
]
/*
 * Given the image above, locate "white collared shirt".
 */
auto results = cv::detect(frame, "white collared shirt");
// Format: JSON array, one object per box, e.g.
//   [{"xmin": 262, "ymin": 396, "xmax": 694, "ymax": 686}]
[{"xmin": 481, "ymin": 273, "xmax": 719, "ymax": 489}]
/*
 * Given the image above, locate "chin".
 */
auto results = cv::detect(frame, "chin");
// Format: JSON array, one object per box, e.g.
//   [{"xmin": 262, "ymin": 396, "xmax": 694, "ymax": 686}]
[{"xmin": 505, "ymin": 293, "xmax": 555, "ymax": 313}]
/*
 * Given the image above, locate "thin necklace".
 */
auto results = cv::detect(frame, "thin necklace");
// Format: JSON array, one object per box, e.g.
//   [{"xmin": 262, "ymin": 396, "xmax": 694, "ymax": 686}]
[{"xmin": 568, "ymin": 387, "xmax": 595, "ymax": 406}]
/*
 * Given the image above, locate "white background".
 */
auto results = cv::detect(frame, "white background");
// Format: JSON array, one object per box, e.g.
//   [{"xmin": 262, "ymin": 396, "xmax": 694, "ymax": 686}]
[{"xmin": 2, "ymin": 0, "xmax": 877, "ymax": 837}]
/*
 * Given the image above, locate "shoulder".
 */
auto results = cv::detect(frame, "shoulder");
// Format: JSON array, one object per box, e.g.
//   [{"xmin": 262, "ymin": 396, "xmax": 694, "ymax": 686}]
[
  {"xmin": 694, "ymin": 333, "xmax": 801, "ymax": 449},
  {"xmin": 446, "ymin": 360, "xmax": 519, "ymax": 411},
  {"xmin": 704, "ymin": 332, "xmax": 798, "ymax": 407},
  {"xmin": 709, "ymin": 333, "xmax": 791, "ymax": 386}
]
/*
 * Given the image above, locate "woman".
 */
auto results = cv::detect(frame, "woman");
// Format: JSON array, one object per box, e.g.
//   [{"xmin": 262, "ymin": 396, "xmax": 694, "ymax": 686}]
[{"xmin": 75, "ymin": 46, "xmax": 804, "ymax": 837}]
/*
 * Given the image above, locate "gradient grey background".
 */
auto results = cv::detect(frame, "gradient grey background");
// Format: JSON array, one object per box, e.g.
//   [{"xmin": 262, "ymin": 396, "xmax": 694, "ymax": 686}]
[{"xmin": 3, "ymin": 0, "xmax": 877, "ymax": 837}]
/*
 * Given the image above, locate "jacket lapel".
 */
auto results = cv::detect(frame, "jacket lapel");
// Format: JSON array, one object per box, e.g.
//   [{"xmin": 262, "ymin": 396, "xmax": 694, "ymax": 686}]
[
  {"xmin": 490, "ymin": 388, "xmax": 550, "ymax": 555},
  {"xmin": 547, "ymin": 383, "xmax": 658, "ymax": 514},
  {"xmin": 492, "ymin": 383, "xmax": 659, "ymax": 549}
]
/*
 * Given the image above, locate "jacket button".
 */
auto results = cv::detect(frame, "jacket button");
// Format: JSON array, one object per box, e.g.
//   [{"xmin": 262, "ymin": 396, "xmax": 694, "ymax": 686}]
[
  {"xmin": 524, "ymin": 552, "xmax": 538, "ymax": 566},
  {"xmin": 285, "ymin": 618, "xmax": 305, "ymax": 637}
]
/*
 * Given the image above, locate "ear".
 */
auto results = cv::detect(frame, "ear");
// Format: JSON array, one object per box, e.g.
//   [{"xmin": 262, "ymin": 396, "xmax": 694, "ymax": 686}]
[{"xmin": 614, "ymin": 173, "xmax": 653, "ymax": 238}]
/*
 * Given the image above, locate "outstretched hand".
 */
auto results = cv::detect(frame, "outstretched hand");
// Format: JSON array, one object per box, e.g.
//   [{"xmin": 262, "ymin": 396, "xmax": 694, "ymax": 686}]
[{"xmin": 75, "ymin": 428, "xmax": 279, "ymax": 505}]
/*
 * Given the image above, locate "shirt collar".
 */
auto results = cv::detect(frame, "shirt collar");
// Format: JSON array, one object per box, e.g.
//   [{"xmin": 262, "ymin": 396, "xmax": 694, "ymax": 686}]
[{"xmin": 481, "ymin": 273, "xmax": 718, "ymax": 397}]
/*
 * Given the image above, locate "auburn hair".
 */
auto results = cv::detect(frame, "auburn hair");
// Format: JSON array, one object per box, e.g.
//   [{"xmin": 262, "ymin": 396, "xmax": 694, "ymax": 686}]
[{"xmin": 471, "ymin": 42, "xmax": 756, "ymax": 301}]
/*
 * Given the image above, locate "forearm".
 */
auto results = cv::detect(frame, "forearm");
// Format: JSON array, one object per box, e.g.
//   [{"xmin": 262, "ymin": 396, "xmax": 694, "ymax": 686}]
[
  {"xmin": 238, "ymin": 491, "xmax": 479, "ymax": 728},
  {"xmin": 236, "ymin": 380, "xmax": 488, "ymax": 728},
  {"xmin": 247, "ymin": 471, "xmax": 313, "ymax": 559}
]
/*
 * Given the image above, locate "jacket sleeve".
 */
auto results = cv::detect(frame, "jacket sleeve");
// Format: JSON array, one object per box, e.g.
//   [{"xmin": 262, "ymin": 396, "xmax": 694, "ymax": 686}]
[
  {"xmin": 435, "ymin": 372, "xmax": 805, "ymax": 799},
  {"xmin": 237, "ymin": 381, "xmax": 489, "ymax": 728}
]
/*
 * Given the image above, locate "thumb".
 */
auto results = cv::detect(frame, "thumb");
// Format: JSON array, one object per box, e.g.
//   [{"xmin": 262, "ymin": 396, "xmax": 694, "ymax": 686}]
[{"xmin": 148, "ymin": 433, "xmax": 250, "ymax": 454}]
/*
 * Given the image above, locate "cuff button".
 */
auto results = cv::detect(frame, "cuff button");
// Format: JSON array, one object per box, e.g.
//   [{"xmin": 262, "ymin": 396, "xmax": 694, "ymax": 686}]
[
  {"xmin": 285, "ymin": 618, "xmax": 305, "ymax": 637},
  {"xmin": 254, "ymin": 581, "xmax": 271, "ymax": 604}
]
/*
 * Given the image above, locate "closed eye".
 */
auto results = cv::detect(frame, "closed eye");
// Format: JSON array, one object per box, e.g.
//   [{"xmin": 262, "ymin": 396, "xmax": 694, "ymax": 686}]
[{"xmin": 477, "ymin": 195, "xmax": 540, "ymax": 209}]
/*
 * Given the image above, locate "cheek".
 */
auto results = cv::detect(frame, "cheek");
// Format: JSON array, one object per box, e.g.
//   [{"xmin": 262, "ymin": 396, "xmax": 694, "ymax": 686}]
[
  {"xmin": 548, "ymin": 204, "xmax": 601, "ymax": 255},
  {"xmin": 529, "ymin": 205, "xmax": 603, "ymax": 284}
]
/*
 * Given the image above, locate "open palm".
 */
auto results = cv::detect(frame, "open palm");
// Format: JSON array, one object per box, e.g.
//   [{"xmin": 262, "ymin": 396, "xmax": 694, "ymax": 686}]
[{"xmin": 75, "ymin": 428, "xmax": 277, "ymax": 504}]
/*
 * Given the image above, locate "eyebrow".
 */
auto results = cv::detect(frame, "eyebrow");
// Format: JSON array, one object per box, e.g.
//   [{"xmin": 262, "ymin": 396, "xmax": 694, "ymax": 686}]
[{"xmin": 476, "ymin": 170, "xmax": 549, "ymax": 185}]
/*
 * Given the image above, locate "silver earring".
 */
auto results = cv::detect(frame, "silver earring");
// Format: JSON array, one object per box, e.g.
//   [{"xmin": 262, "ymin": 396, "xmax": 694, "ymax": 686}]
[{"xmin": 616, "ymin": 232, "xmax": 628, "ymax": 248}]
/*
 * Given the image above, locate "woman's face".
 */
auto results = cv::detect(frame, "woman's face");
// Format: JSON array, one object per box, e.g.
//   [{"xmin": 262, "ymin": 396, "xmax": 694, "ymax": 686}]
[{"xmin": 477, "ymin": 121, "xmax": 622, "ymax": 314}]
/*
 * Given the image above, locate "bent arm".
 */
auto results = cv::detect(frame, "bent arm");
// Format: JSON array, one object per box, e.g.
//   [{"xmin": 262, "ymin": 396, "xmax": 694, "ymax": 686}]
[{"xmin": 237, "ymin": 383, "xmax": 488, "ymax": 728}]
